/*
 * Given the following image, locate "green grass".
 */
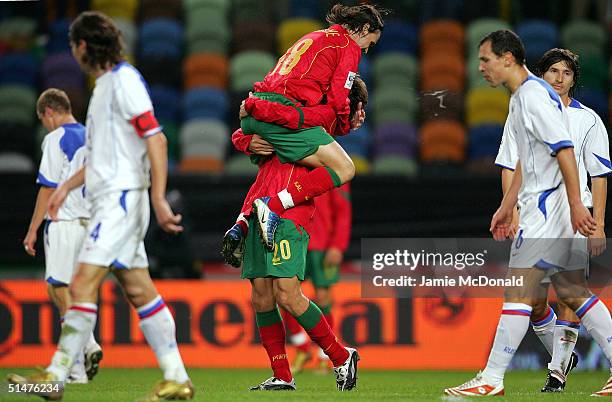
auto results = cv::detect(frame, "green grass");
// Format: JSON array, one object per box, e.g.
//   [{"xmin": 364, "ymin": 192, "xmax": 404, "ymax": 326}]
[{"xmin": 0, "ymin": 368, "xmax": 608, "ymax": 401}]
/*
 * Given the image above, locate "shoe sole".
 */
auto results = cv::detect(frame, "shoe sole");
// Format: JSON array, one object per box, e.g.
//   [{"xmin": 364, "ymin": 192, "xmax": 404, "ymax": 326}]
[
  {"xmin": 252, "ymin": 201, "xmax": 275, "ymax": 252},
  {"xmin": 221, "ymin": 233, "xmax": 242, "ymax": 268},
  {"xmin": 85, "ymin": 349, "xmax": 103, "ymax": 380},
  {"xmin": 338, "ymin": 350, "xmax": 360, "ymax": 391}
]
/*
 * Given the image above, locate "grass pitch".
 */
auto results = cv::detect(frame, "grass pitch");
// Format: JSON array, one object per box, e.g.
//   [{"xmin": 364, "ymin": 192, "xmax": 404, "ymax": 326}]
[{"xmin": 0, "ymin": 368, "xmax": 608, "ymax": 401}]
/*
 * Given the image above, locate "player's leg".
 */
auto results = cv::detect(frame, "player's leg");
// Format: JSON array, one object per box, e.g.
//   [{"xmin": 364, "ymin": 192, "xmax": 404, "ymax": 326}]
[
  {"xmin": 551, "ymin": 269, "xmax": 612, "ymax": 396},
  {"xmin": 445, "ymin": 267, "xmax": 545, "ymax": 396},
  {"xmin": 273, "ymin": 277, "xmax": 358, "ymax": 391},
  {"xmin": 313, "ymin": 285, "xmax": 334, "ymax": 373},
  {"xmin": 530, "ymin": 281, "xmax": 556, "ymax": 356},
  {"xmin": 249, "ymin": 278, "xmax": 295, "ymax": 390}
]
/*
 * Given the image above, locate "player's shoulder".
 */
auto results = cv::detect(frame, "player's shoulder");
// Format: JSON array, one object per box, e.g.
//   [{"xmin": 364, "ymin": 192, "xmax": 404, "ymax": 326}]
[
  {"xmin": 520, "ymin": 75, "xmax": 563, "ymax": 110},
  {"xmin": 111, "ymin": 61, "xmax": 147, "ymax": 88},
  {"xmin": 568, "ymin": 98, "xmax": 604, "ymax": 125},
  {"xmin": 43, "ymin": 126, "xmax": 66, "ymax": 146}
]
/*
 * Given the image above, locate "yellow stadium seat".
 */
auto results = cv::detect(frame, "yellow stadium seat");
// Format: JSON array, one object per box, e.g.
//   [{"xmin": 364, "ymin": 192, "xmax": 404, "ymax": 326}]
[{"xmin": 277, "ymin": 18, "xmax": 323, "ymax": 56}]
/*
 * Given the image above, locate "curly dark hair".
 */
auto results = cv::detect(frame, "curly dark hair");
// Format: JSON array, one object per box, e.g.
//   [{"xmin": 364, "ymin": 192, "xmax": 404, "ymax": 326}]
[
  {"xmin": 69, "ymin": 11, "xmax": 124, "ymax": 70},
  {"xmin": 536, "ymin": 48, "xmax": 580, "ymax": 98},
  {"xmin": 349, "ymin": 76, "xmax": 368, "ymax": 119},
  {"xmin": 326, "ymin": 3, "xmax": 390, "ymax": 34}
]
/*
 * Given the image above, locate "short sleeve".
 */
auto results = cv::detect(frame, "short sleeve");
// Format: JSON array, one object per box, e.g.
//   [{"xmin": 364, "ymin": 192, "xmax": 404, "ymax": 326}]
[
  {"xmin": 37, "ymin": 135, "xmax": 63, "ymax": 188},
  {"xmin": 525, "ymin": 85, "xmax": 573, "ymax": 156},
  {"xmin": 585, "ymin": 115, "xmax": 612, "ymax": 177},
  {"xmin": 495, "ymin": 118, "xmax": 518, "ymax": 170},
  {"xmin": 116, "ymin": 66, "xmax": 162, "ymax": 138}
]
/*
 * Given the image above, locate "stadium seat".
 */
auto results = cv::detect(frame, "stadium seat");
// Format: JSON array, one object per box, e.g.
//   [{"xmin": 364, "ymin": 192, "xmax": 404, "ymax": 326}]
[
  {"xmin": 150, "ymin": 85, "xmax": 181, "ymax": 122},
  {"xmin": 463, "ymin": 1, "xmax": 502, "ymax": 23},
  {"xmin": 0, "ymin": 152, "xmax": 34, "ymax": 173},
  {"xmin": 420, "ymin": 0, "xmax": 464, "ymax": 22},
  {"xmin": 372, "ymin": 156, "xmax": 417, "ymax": 176},
  {"xmin": 515, "ymin": 20, "xmax": 558, "ymax": 67},
  {"xmin": 0, "ymin": 85, "xmax": 37, "ymax": 126},
  {"xmin": 421, "ymin": 53, "xmax": 465, "ymax": 92},
  {"xmin": 140, "ymin": 0, "xmax": 183, "ymax": 21},
  {"xmin": 466, "ymin": 87, "xmax": 510, "ymax": 126},
  {"xmin": 0, "ymin": 17, "xmax": 37, "ymax": 50},
  {"xmin": 372, "ymin": 53, "xmax": 417, "ymax": 91},
  {"xmin": 372, "ymin": 87, "xmax": 418, "ymax": 125},
  {"xmin": 184, "ymin": 53, "xmax": 229, "ymax": 90},
  {"xmin": 179, "ymin": 119, "xmax": 229, "ymax": 160},
  {"xmin": 139, "ymin": 56, "xmax": 182, "ymax": 88},
  {"xmin": 512, "ymin": 0, "xmax": 561, "ymax": 22},
  {"xmin": 277, "ymin": 18, "xmax": 323, "ymax": 55},
  {"xmin": 41, "ymin": 52, "xmax": 84, "ymax": 90},
  {"xmin": 373, "ymin": 123, "xmax": 418, "ymax": 158},
  {"xmin": 232, "ymin": 22, "xmax": 276, "ymax": 54},
  {"xmin": 232, "ymin": 0, "xmax": 276, "ymax": 23},
  {"xmin": 0, "ymin": 52, "xmax": 38, "ymax": 87},
  {"xmin": 185, "ymin": 8, "xmax": 230, "ymax": 55},
  {"xmin": 225, "ymin": 154, "xmax": 258, "ymax": 175},
  {"xmin": 579, "ymin": 54, "xmax": 607, "ymax": 91},
  {"xmin": 466, "ymin": 19, "xmax": 511, "ymax": 52},
  {"xmin": 158, "ymin": 119, "xmax": 179, "ymax": 161},
  {"xmin": 336, "ymin": 125, "xmax": 372, "ymax": 158},
  {"xmin": 114, "ymin": 18, "xmax": 137, "ymax": 57},
  {"xmin": 46, "ymin": 19, "xmax": 71, "ymax": 54},
  {"xmin": 468, "ymin": 124, "xmax": 504, "ymax": 159},
  {"xmin": 420, "ymin": 90, "xmax": 463, "ymax": 121},
  {"xmin": 183, "ymin": 87, "xmax": 229, "ymax": 121},
  {"xmin": 290, "ymin": 0, "xmax": 321, "ymax": 19},
  {"xmin": 230, "ymin": 51, "xmax": 276, "ymax": 92},
  {"xmin": 373, "ymin": 20, "xmax": 417, "ymax": 55},
  {"xmin": 576, "ymin": 88, "xmax": 608, "ymax": 123},
  {"xmin": 420, "ymin": 120, "xmax": 466, "ymax": 162},
  {"xmin": 184, "ymin": 0, "xmax": 231, "ymax": 13},
  {"xmin": 91, "ymin": 0, "xmax": 138, "ymax": 20},
  {"xmin": 357, "ymin": 57, "xmax": 372, "ymax": 87},
  {"xmin": 420, "ymin": 20, "xmax": 464, "ymax": 58},
  {"xmin": 561, "ymin": 20, "xmax": 606, "ymax": 57},
  {"xmin": 350, "ymin": 155, "xmax": 371, "ymax": 175},
  {"xmin": 178, "ymin": 156, "xmax": 224, "ymax": 172},
  {"xmin": 139, "ymin": 19, "xmax": 183, "ymax": 60}
]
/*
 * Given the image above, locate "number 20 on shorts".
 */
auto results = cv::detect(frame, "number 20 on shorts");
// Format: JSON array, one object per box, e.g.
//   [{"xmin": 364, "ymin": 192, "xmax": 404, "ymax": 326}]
[{"xmin": 272, "ymin": 240, "xmax": 292, "ymax": 265}]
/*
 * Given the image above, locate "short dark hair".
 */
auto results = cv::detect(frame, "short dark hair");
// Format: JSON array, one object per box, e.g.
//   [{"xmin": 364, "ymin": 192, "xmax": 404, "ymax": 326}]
[
  {"xmin": 536, "ymin": 48, "xmax": 580, "ymax": 98},
  {"xmin": 69, "ymin": 11, "xmax": 123, "ymax": 70},
  {"xmin": 326, "ymin": 4, "xmax": 389, "ymax": 33},
  {"xmin": 37, "ymin": 88, "xmax": 72, "ymax": 116},
  {"xmin": 479, "ymin": 29, "xmax": 525, "ymax": 66},
  {"xmin": 349, "ymin": 76, "xmax": 368, "ymax": 118}
]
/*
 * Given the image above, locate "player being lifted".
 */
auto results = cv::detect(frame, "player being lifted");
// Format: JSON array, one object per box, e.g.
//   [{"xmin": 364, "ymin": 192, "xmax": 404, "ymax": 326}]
[
  {"xmin": 238, "ymin": 3, "xmax": 386, "ymax": 251},
  {"xmin": 23, "ymin": 89, "xmax": 102, "ymax": 384},
  {"xmin": 8, "ymin": 12, "xmax": 194, "ymax": 401},
  {"xmin": 444, "ymin": 30, "xmax": 612, "ymax": 397},
  {"xmin": 495, "ymin": 48, "xmax": 611, "ymax": 392}
]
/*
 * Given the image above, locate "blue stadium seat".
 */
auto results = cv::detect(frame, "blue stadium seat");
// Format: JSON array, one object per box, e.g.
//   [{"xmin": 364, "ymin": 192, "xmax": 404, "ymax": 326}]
[
  {"xmin": 336, "ymin": 125, "xmax": 371, "ymax": 158},
  {"xmin": 290, "ymin": 0, "xmax": 321, "ymax": 19},
  {"xmin": 47, "ymin": 19, "xmax": 71, "ymax": 54},
  {"xmin": 183, "ymin": 87, "xmax": 229, "ymax": 121},
  {"xmin": 516, "ymin": 20, "xmax": 558, "ymax": 67},
  {"xmin": 575, "ymin": 88, "xmax": 608, "ymax": 124},
  {"xmin": 0, "ymin": 52, "xmax": 38, "ymax": 87},
  {"xmin": 373, "ymin": 20, "xmax": 417, "ymax": 55},
  {"xmin": 139, "ymin": 19, "xmax": 183, "ymax": 59},
  {"xmin": 150, "ymin": 85, "xmax": 181, "ymax": 121},
  {"xmin": 468, "ymin": 124, "xmax": 503, "ymax": 159}
]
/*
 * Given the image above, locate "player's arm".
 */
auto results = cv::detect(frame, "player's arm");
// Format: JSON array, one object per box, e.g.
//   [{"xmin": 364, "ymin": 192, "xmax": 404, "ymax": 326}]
[
  {"xmin": 491, "ymin": 162, "xmax": 522, "ymax": 240},
  {"xmin": 231, "ymin": 128, "xmax": 273, "ymax": 156},
  {"xmin": 326, "ymin": 46, "xmax": 361, "ymax": 135},
  {"xmin": 590, "ymin": 176, "xmax": 607, "ymax": 255},
  {"xmin": 23, "ymin": 186, "xmax": 54, "ymax": 256},
  {"xmin": 326, "ymin": 184, "xmax": 352, "ymax": 267},
  {"xmin": 500, "ymin": 168, "xmax": 520, "ymax": 239}
]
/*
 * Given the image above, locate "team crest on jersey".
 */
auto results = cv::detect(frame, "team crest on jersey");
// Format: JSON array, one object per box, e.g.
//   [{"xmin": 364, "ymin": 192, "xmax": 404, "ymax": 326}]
[{"xmin": 344, "ymin": 71, "xmax": 357, "ymax": 89}]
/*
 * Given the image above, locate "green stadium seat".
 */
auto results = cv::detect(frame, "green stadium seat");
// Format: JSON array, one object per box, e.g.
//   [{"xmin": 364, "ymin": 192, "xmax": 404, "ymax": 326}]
[
  {"xmin": 372, "ymin": 156, "xmax": 417, "ymax": 176},
  {"xmin": 232, "ymin": 0, "xmax": 277, "ymax": 23},
  {"xmin": 0, "ymin": 85, "xmax": 37, "ymax": 125},
  {"xmin": 225, "ymin": 154, "xmax": 258, "ymax": 175},
  {"xmin": 230, "ymin": 51, "xmax": 276, "ymax": 92},
  {"xmin": 372, "ymin": 53, "xmax": 418, "ymax": 91},
  {"xmin": 580, "ymin": 54, "xmax": 607, "ymax": 91},
  {"xmin": 562, "ymin": 20, "xmax": 606, "ymax": 57},
  {"xmin": 185, "ymin": 9, "xmax": 230, "ymax": 55},
  {"xmin": 372, "ymin": 87, "xmax": 418, "ymax": 125},
  {"xmin": 179, "ymin": 119, "xmax": 229, "ymax": 160},
  {"xmin": 183, "ymin": 0, "xmax": 231, "ymax": 13},
  {"xmin": 466, "ymin": 18, "xmax": 512, "ymax": 56}
]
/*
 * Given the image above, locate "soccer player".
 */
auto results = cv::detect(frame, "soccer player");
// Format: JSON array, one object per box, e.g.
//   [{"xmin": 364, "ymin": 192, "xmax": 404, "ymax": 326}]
[
  {"xmin": 225, "ymin": 80, "xmax": 367, "ymax": 392},
  {"xmin": 445, "ymin": 30, "xmax": 612, "ymax": 397},
  {"xmin": 8, "ymin": 12, "xmax": 194, "ymax": 401},
  {"xmin": 241, "ymin": 4, "xmax": 386, "ymax": 250},
  {"xmin": 495, "ymin": 48, "xmax": 611, "ymax": 392},
  {"xmin": 283, "ymin": 185, "xmax": 352, "ymax": 374},
  {"xmin": 23, "ymin": 88, "xmax": 102, "ymax": 384}
]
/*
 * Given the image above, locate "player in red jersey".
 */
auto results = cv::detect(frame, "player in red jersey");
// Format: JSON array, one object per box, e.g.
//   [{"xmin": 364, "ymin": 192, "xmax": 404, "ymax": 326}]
[
  {"xmin": 239, "ymin": 4, "xmax": 386, "ymax": 250},
  {"xmin": 225, "ymin": 78, "xmax": 367, "ymax": 392},
  {"xmin": 283, "ymin": 184, "xmax": 352, "ymax": 374}
]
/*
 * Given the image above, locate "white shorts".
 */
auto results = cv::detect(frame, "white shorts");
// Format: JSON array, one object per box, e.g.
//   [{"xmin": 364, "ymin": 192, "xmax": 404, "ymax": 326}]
[
  {"xmin": 509, "ymin": 184, "xmax": 585, "ymax": 271},
  {"xmin": 44, "ymin": 219, "xmax": 88, "ymax": 285},
  {"xmin": 79, "ymin": 189, "xmax": 149, "ymax": 269}
]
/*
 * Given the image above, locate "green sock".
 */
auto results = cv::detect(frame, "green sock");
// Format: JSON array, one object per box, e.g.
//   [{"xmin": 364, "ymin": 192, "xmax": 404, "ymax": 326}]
[
  {"xmin": 295, "ymin": 301, "xmax": 323, "ymax": 331},
  {"xmin": 325, "ymin": 167, "xmax": 342, "ymax": 187},
  {"xmin": 256, "ymin": 307, "xmax": 282, "ymax": 327}
]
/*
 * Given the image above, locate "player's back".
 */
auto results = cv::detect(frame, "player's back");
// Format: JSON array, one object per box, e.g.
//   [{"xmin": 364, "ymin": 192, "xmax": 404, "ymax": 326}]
[
  {"xmin": 254, "ymin": 24, "xmax": 361, "ymax": 107},
  {"xmin": 510, "ymin": 75, "xmax": 572, "ymax": 203},
  {"xmin": 38, "ymin": 123, "xmax": 89, "ymax": 220}
]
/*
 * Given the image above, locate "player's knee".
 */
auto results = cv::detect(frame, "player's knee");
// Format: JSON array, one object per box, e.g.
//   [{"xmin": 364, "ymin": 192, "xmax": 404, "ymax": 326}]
[
  {"xmin": 69, "ymin": 275, "xmax": 96, "ymax": 302},
  {"xmin": 122, "ymin": 283, "xmax": 149, "ymax": 306},
  {"xmin": 251, "ymin": 293, "xmax": 275, "ymax": 312}
]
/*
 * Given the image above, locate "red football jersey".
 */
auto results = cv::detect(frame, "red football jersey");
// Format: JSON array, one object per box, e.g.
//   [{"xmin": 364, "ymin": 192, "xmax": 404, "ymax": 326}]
[
  {"xmin": 307, "ymin": 183, "xmax": 352, "ymax": 252},
  {"xmin": 253, "ymin": 24, "xmax": 361, "ymax": 135},
  {"xmin": 232, "ymin": 129, "xmax": 315, "ymax": 232}
]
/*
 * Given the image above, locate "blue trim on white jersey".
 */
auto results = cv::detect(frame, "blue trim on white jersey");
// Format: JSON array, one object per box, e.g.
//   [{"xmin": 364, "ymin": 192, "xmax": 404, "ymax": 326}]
[
  {"xmin": 525, "ymin": 75, "xmax": 563, "ymax": 111},
  {"xmin": 535, "ymin": 259, "xmax": 562, "ymax": 269},
  {"xmin": 495, "ymin": 162, "xmax": 515, "ymax": 171},
  {"xmin": 593, "ymin": 153, "xmax": 612, "ymax": 170},
  {"xmin": 46, "ymin": 276, "xmax": 68, "ymax": 286},
  {"xmin": 59, "ymin": 123, "xmax": 86, "ymax": 162},
  {"xmin": 111, "ymin": 259, "xmax": 128, "ymax": 269},
  {"xmin": 112, "ymin": 61, "xmax": 151, "ymax": 97},
  {"xmin": 37, "ymin": 172, "xmax": 58, "ymax": 188},
  {"xmin": 568, "ymin": 98, "xmax": 583, "ymax": 109},
  {"xmin": 537, "ymin": 185, "xmax": 560, "ymax": 219},
  {"xmin": 119, "ymin": 190, "xmax": 128, "ymax": 213},
  {"xmin": 544, "ymin": 140, "xmax": 574, "ymax": 156}
]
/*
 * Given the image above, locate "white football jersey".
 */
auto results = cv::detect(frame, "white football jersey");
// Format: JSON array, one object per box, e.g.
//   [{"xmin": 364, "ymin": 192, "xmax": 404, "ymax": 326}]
[
  {"xmin": 37, "ymin": 123, "xmax": 89, "ymax": 220},
  {"xmin": 496, "ymin": 91, "xmax": 611, "ymax": 207},
  {"xmin": 85, "ymin": 61, "xmax": 162, "ymax": 200}
]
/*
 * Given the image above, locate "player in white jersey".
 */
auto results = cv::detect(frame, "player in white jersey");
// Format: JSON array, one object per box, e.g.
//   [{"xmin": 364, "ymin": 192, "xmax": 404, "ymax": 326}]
[
  {"xmin": 445, "ymin": 30, "xmax": 612, "ymax": 397},
  {"xmin": 495, "ymin": 48, "xmax": 611, "ymax": 392},
  {"xmin": 22, "ymin": 89, "xmax": 102, "ymax": 384},
  {"xmin": 8, "ymin": 12, "xmax": 194, "ymax": 401}
]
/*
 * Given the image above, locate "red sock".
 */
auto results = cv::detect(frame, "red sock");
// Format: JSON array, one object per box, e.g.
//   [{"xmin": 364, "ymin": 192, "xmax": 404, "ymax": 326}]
[
  {"xmin": 268, "ymin": 167, "xmax": 336, "ymax": 214},
  {"xmin": 303, "ymin": 317, "xmax": 348, "ymax": 367},
  {"xmin": 324, "ymin": 312, "xmax": 334, "ymax": 331},
  {"xmin": 282, "ymin": 309, "xmax": 309, "ymax": 353},
  {"xmin": 258, "ymin": 319, "xmax": 292, "ymax": 381}
]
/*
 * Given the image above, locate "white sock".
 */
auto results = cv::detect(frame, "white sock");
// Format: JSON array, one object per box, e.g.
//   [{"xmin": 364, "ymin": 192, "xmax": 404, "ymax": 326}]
[
  {"xmin": 138, "ymin": 296, "xmax": 189, "ymax": 383},
  {"xmin": 531, "ymin": 305, "xmax": 556, "ymax": 356},
  {"xmin": 575, "ymin": 296, "xmax": 612, "ymax": 364},
  {"xmin": 289, "ymin": 332, "xmax": 308, "ymax": 347},
  {"xmin": 278, "ymin": 189, "xmax": 294, "ymax": 210},
  {"xmin": 47, "ymin": 303, "xmax": 98, "ymax": 381},
  {"xmin": 549, "ymin": 320, "xmax": 579, "ymax": 373},
  {"xmin": 482, "ymin": 303, "xmax": 532, "ymax": 386},
  {"xmin": 86, "ymin": 330, "xmax": 99, "ymax": 352},
  {"xmin": 69, "ymin": 349, "xmax": 87, "ymax": 380}
]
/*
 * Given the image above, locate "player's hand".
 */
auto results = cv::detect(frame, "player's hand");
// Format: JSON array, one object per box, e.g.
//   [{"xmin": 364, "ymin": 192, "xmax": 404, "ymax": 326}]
[
  {"xmin": 48, "ymin": 185, "xmax": 68, "ymax": 221},
  {"xmin": 152, "ymin": 198, "xmax": 183, "ymax": 234},
  {"xmin": 570, "ymin": 203, "xmax": 597, "ymax": 237},
  {"xmin": 324, "ymin": 247, "xmax": 343, "ymax": 267},
  {"xmin": 588, "ymin": 226, "xmax": 606, "ymax": 256},
  {"xmin": 239, "ymin": 100, "xmax": 249, "ymax": 119},
  {"xmin": 350, "ymin": 102, "xmax": 365, "ymax": 130},
  {"xmin": 508, "ymin": 207, "xmax": 520, "ymax": 239},
  {"xmin": 490, "ymin": 205, "xmax": 513, "ymax": 241},
  {"xmin": 23, "ymin": 230, "xmax": 37, "ymax": 257},
  {"xmin": 248, "ymin": 134, "xmax": 274, "ymax": 155}
]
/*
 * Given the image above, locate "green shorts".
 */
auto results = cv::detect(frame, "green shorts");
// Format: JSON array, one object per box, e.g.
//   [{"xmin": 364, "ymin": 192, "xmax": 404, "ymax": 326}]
[
  {"xmin": 240, "ymin": 92, "xmax": 334, "ymax": 163},
  {"xmin": 242, "ymin": 216, "xmax": 310, "ymax": 280},
  {"xmin": 305, "ymin": 250, "xmax": 340, "ymax": 287}
]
